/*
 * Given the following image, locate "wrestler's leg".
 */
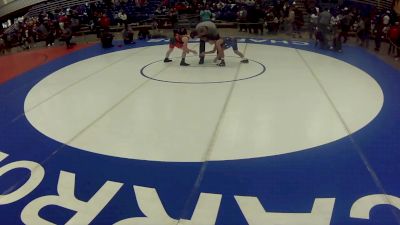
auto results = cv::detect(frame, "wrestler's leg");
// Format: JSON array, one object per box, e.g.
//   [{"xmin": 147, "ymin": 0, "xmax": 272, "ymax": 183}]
[
  {"xmin": 164, "ymin": 47, "xmax": 174, "ymax": 62},
  {"xmin": 180, "ymin": 49, "xmax": 189, "ymax": 66},
  {"xmin": 233, "ymin": 50, "xmax": 244, "ymax": 58},
  {"xmin": 231, "ymin": 38, "xmax": 248, "ymax": 63},
  {"xmin": 199, "ymin": 39, "xmax": 206, "ymax": 64},
  {"xmin": 164, "ymin": 38, "xmax": 175, "ymax": 62},
  {"xmin": 216, "ymin": 39, "xmax": 226, "ymax": 66}
]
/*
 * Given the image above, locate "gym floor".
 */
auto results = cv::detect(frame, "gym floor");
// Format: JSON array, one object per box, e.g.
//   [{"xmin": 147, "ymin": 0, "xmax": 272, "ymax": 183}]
[{"xmin": 0, "ymin": 31, "xmax": 399, "ymax": 225}]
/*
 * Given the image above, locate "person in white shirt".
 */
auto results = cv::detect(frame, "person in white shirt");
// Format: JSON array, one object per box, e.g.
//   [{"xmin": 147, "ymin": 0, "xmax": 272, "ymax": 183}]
[
  {"xmin": 382, "ymin": 12, "xmax": 390, "ymax": 26},
  {"xmin": 118, "ymin": 11, "xmax": 128, "ymax": 26},
  {"xmin": 286, "ymin": 6, "xmax": 295, "ymax": 35},
  {"xmin": 309, "ymin": 9, "xmax": 318, "ymax": 39},
  {"xmin": 330, "ymin": 13, "xmax": 340, "ymax": 36}
]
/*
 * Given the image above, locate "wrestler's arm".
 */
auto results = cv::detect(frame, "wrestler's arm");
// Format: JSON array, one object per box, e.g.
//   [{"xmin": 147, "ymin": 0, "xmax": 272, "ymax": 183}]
[
  {"xmin": 182, "ymin": 37, "xmax": 197, "ymax": 54},
  {"xmin": 203, "ymin": 44, "xmax": 217, "ymax": 54}
]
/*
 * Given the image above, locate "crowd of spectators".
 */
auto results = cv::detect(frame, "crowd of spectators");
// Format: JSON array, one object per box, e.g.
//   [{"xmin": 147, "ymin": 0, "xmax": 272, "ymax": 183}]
[
  {"xmin": 308, "ymin": 6, "xmax": 400, "ymax": 59},
  {"xmin": 0, "ymin": 0, "xmax": 156, "ymax": 52},
  {"xmin": 0, "ymin": 0, "xmax": 399, "ymax": 60}
]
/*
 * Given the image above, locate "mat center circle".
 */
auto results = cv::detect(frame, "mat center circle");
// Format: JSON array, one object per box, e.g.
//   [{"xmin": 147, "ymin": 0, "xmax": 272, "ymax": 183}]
[{"xmin": 140, "ymin": 56, "xmax": 266, "ymax": 84}]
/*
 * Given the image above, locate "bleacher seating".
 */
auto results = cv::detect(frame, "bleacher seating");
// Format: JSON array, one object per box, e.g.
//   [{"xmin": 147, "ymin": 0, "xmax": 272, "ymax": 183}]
[
  {"xmin": 347, "ymin": 0, "xmax": 392, "ymax": 10},
  {"xmin": 26, "ymin": 0, "xmax": 101, "ymax": 18},
  {"xmin": 0, "ymin": 0, "xmax": 45, "ymax": 18}
]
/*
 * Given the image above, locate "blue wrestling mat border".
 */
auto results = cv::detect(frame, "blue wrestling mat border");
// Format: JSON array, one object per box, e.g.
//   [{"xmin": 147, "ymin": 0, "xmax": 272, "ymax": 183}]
[{"xmin": 0, "ymin": 38, "xmax": 399, "ymax": 225}]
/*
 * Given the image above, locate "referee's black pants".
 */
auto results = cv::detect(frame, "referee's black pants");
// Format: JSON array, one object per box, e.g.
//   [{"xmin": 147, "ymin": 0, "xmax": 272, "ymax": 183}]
[{"xmin": 199, "ymin": 39, "xmax": 205, "ymax": 62}]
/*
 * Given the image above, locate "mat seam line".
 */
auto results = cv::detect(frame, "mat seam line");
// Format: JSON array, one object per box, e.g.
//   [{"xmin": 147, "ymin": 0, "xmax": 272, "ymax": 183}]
[
  {"xmin": 13, "ymin": 46, "xmax": 151, "ymax": 123},
  {"xmin": 176, "ymin": 43, "xmax": 249, "ymax": 224}
]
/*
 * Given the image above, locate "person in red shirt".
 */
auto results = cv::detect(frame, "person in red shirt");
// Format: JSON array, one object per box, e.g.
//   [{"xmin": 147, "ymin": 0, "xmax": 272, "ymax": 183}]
[
  {"xmin": 388, "ymin": 22, "xmax": 400, "ymax": 60},
  {"xmin": 164, "ymin": 28, "xmax": 197, "ymax": 66},
  {"xmin": 100, "ymin": 13, "xmax": 110, "ymax": 30}
]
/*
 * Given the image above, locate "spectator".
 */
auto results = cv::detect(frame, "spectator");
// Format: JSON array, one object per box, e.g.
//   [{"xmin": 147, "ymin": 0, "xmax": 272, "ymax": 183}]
[
  {"xmin": 293, "ymin": 5, "xmax": 304, "ymax": 38},
  {"xmin": 339, "ymin": 9, "xmax": 351, "ymax": 43},
  {"xmin": 331, "ymin": 15, "xmax": 342, "ymax": 53},
  {"xmin": 237, "ymin": 6, "xmax": 248, "ymax": 32},
  {"xmin": 286, "ymin": 5, "xmax": 295, "ymax": 35},
  {"xmin": 4, "ymin": 33, "xmax": 12, "ymax": 53},
  {"xmin": 100, "ymin": 13, "xmax": 111, "ymax": 30},
  {"xmin": 382, "ymin": 11, "xmax": 390, "ymax": 26},
  {"xmin": 61, "ymin": 23, "xmax": 74, "ymax": 49},
  {"xmin": 138, "ymin": 27, "xmax": 151, "ymax": 40},
  {"xmin": 45, "ymin": 20, "xmax": 56, "ymax": 46},
  {"xmin": 362, "ymin": 17, "xmax": 371, "ymax": 48},
  {"xmin": 154, "ymin": 6, "xmax": 163, "ymax": 15},
  {"xmin": 169, "ymin": 9, "xmax": 178, "ymax": 28},
  {"xmin": 373, "ymin": 19, "xmax": 384, "ymax": 52},
  {"xmin": 396, "ymin": 32, "xmax": 400, "ymax": 61},
  {"xmin": 113, "ymin": 11, "xmax": 119, "ymax": 25},
  {"xmin": 58, "ymin": 12, "xmax": 69, "ymax": 30},
  {"xmin": 122, "ymin": 24, "xmax": 135, "ymax": 44},
  {"xmin": 0, "ymin": 35, "xmax": 5, "ymax": 54},
  {"xmin": 356, "ymin": 17, "xmax": 367, "ymax": 47},
  {"xmin": 395, "ymin": 0, "xmax": 400, "ymax": 15},
  {"xmin": 388, "ymin": 22, "xmax": 400, "ymax": 57},
  {"xmin": 200, "ymin": 5, "xmax": 212, "ymax": 22},
  {"xmin": 308, "ymin": 8, "xmax": 318, "ymax": 39},
  {"xmin": 247, "ymin": 4, "xmax": 264, "ymax": 35},
  {"xmin": 70, "ymin": 17, "xmax": 80, "ymax": 32},
  {"xmin": 37, "ymin": 22, "xmax": 49, "ymax": 43},
  {"xmin": 118, "ymin": 10, "xmax": 128, "ymax": 26},
  {"xmin": 318, "ymin": 8, "xmax": 331, "ymax": 49},
  {"xmin": 101, "ymin": 29, "xmax": 114, "ymax": 48}
]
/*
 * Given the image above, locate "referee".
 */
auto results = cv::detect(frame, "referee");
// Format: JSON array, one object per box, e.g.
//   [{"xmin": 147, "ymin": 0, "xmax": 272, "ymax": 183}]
[{"xmin": 193, "ymin": 21, "xmax": 220, "ymax": 64}]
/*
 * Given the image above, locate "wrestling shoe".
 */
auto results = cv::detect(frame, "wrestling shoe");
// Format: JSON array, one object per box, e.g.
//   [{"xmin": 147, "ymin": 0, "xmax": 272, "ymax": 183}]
[
  {"xmin": 217, "ymin": 60, "xmax": 226, "ymax": 67},
  {"xmin": 180, "ymin": 61, "xmax": 190, "ymax": 66},
  {"xmin": 240, "ymin": 59, "xmax": 249, "ymax": 63},
  {"xmin": 199, "ymin": 58, "xmax": 204, "ymax": 64},
  {"xmin": 164, "ymin": 58, "xmax": 172, "ymax": 63}
]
